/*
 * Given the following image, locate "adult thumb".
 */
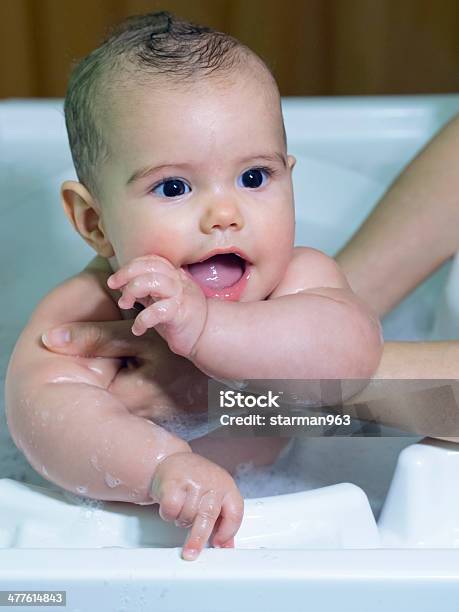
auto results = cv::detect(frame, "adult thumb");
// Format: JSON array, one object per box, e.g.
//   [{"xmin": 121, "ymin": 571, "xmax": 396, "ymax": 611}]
[{"xmin": 41, "ymin": 319, "xmax": 149, "ymax": 358}]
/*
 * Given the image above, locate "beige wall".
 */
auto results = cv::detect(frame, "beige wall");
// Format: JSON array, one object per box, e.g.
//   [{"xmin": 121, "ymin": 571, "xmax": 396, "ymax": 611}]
[{"xmin": 1, "ymin": 0, "xmax": 458, "ymax": 98}]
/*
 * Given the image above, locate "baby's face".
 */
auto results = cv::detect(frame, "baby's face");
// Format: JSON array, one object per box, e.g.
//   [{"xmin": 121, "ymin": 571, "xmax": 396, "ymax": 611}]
[{"xmin": 98, "ymin": 69, "xmax": 295, "ymax": 301}]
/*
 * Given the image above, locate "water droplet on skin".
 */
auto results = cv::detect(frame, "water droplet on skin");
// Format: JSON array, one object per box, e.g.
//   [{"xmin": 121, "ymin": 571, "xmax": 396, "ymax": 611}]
[
  {"xmin": 90, "ymin": 454, "xmax": 102, "ymax": 471},
  {"xmin": 50, "ymin": 375, "xmax": 75, "ymax": 383},
  {"xmin": 76, "ymin": 485, "xmax": 88, "ymax": 495},
  {"xmin": 88, "ymin": 365, "xmax": 104, "ymax": 376},
  {"xmin": 104, "ymin": 472, "xmax": 122, "ymax": 488},
  {"xmin": 42, "ymin": 465, "xmax": 49, "ymax": 477}
]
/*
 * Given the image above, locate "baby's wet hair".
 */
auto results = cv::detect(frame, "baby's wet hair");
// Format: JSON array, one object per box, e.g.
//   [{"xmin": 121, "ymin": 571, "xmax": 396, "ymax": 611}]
[{"xmin": 63, "ymin": 11, "xmax": 282, "ymax": 201}]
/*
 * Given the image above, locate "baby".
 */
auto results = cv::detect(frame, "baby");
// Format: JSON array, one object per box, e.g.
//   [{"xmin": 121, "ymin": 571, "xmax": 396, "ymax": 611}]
[{"xmin": 5, "ymin": 12, "xmax": 383, "ymax": 560}]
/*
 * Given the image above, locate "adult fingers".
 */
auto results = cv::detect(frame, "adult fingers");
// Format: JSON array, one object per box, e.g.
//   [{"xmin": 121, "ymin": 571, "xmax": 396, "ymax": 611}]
[{"xmin": 41, "ymin": 319, "xmax": 153, "ymax": 358}]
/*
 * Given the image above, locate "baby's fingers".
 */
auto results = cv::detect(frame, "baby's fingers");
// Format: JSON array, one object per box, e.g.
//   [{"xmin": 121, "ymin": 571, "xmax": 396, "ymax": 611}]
[
  {"xmin": 156, "ymin": 483, "xmax": 187, "ymax": 522},
  {"xmin": 182, "ymin": 490, "xmax": 221, "ymax": 561},
  {"xmin": 117, "ymin": 272, "xmax": 181, "ymax": 309},
  {"xmin": 108, "ymin": 256, "xmax": 176, "ymax": 289},
  {"xmin": 131, "ymin": 297, "xmax": 181, "ymax": 336},
  {"xmin": 211, "ymin": 492, "xmax": 244, "ymax": 548}
]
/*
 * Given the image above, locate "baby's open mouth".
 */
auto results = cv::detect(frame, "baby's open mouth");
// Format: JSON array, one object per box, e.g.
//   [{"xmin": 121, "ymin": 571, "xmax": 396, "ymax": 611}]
[{"xmin": 185, "ymin": 253, "xmax": 247, "ymax": 291}]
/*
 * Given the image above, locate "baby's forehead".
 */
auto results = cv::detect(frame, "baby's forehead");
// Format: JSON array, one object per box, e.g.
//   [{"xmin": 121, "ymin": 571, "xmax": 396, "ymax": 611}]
[
  {"xmin": 106, "ymin": 55, "xmax": 280, "ymax": 115},
  {"xmin": 100, "ymin": 62, "xmax": 285, "ymax": 167}
]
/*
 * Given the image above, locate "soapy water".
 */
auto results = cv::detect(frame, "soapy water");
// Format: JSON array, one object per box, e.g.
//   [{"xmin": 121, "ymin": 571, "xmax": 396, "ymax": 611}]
[
  {"xmin": 153, "ymin": 412, "xmax": 223, "ymax": 442},
  {"xmin": 61, "ymin": 490, "xmax": 105, "ymax": 511},
  {"xmin": 233, "ymin": 438, "xmax": 308, "ymax": 498}
]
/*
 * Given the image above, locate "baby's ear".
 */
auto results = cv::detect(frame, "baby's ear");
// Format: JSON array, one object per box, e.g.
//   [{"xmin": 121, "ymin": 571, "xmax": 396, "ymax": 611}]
[
  {"xmin": 287, "ymin": 155, "xmax": 296, "ymax": 171},
  {"xmin": 60, "ymin": 181, "xmax": 114, "ymax": 258}
]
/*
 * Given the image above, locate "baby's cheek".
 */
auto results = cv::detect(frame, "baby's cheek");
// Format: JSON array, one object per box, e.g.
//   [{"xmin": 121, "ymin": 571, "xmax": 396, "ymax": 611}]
[
  {"xmin": 104, "ymin": 224, "xmax": 146, "ymax": 266},
  {"xmin": 266, "ymin": 256, "xmax": 294, "ymax": 297}
]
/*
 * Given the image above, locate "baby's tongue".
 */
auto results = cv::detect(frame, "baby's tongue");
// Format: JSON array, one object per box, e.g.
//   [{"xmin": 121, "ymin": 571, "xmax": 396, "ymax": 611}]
[{"xmin": 187, "ymin": 254, "xmax": 244, "ymax": 290}]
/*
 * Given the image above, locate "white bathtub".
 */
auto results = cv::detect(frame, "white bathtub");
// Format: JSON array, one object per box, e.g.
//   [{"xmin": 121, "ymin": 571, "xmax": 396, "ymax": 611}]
[{"xmin": 1, "ymin": 95, "xmax": 459, "ymax": 611}]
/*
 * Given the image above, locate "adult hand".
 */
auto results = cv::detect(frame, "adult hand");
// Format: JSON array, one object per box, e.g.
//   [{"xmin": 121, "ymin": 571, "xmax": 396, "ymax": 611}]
[
  {"xmin": 41, "ymin": 319, "xmax": 155, "ymax": 359},
  {"xmin": 41, "ymin": 317, "xmax": 209, "ymax": 421}
]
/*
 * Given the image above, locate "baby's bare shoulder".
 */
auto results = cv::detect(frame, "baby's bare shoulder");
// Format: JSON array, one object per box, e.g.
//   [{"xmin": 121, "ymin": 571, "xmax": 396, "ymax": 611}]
[
  {"xmin": 38, "ymin": 255, "xmax": 120, "ymax": 326},
  {"xmin": 7, "ymin": 256, "xmax": 122, "ymax": 390},
  {"xmin": 270, "ymin": 246, "xmax": 350, "ymax": 298}
]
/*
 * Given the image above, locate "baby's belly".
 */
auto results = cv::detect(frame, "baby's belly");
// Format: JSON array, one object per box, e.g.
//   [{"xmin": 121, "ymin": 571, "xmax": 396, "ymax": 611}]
[{"xmin": 107, "ymin": 348, "xmax": 289, "ymax": 471}]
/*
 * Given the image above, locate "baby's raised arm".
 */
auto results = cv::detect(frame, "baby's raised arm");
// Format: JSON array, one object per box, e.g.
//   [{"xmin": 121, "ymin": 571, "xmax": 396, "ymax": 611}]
[
  {"xmin": 106, "ymin": 247, "xmax": 382, "ymax": 386},
  {"xmin": 192, "ymin": 247, "xmax": 383, "ymax": 382}
]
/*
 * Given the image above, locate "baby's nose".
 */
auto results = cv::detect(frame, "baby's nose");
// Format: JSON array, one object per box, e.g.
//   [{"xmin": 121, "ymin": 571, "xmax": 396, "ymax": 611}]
[{"xmin": 200, "ymin": 199, "xmax": 244, "ymax": 234}]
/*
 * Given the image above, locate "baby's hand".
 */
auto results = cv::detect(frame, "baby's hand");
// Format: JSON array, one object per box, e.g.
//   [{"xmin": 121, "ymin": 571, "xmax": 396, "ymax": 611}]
[
  {"xmin": 107, "ymin": 255, "xmax": 207, "ymax": 357},
  {"xmin": 150, "ymin": 452, "xmax": 244, "ymax": 561}
]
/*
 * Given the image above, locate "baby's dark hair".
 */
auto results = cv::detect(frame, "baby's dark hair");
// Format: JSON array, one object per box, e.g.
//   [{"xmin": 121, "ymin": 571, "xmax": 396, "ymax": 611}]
[{"xmin": 64, "ymin": 11, "xmax": 280, "ymax": 200}]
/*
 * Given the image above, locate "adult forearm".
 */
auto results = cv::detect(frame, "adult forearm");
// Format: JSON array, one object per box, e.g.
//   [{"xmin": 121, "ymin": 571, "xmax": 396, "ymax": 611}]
[
  {"xmin": 342, "ymin": 341, "xmax": 459, "ymax": 439},
  {"xmin": 371, "ymin": 340, "xmax": 459, "ymax": 379},
  {"xmin": 337, "ymin": 115, "xmax": 459, "ymax": 317}
]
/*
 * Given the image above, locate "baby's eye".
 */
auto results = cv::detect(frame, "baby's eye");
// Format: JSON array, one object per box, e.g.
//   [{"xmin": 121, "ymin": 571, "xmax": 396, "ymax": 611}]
[
  {"xmin": 238, "ymin": 167, "xmax": 271, "ymax": 189},
  {"xmin": 152, "ymin": 178, "xmax": 191, "ymax": 198}
]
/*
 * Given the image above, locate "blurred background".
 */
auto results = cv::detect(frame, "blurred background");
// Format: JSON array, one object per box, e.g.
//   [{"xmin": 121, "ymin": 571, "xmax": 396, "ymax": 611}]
[{"xmin": 1, "ymin": 0, "xmax": 459, "ymax": 99}]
